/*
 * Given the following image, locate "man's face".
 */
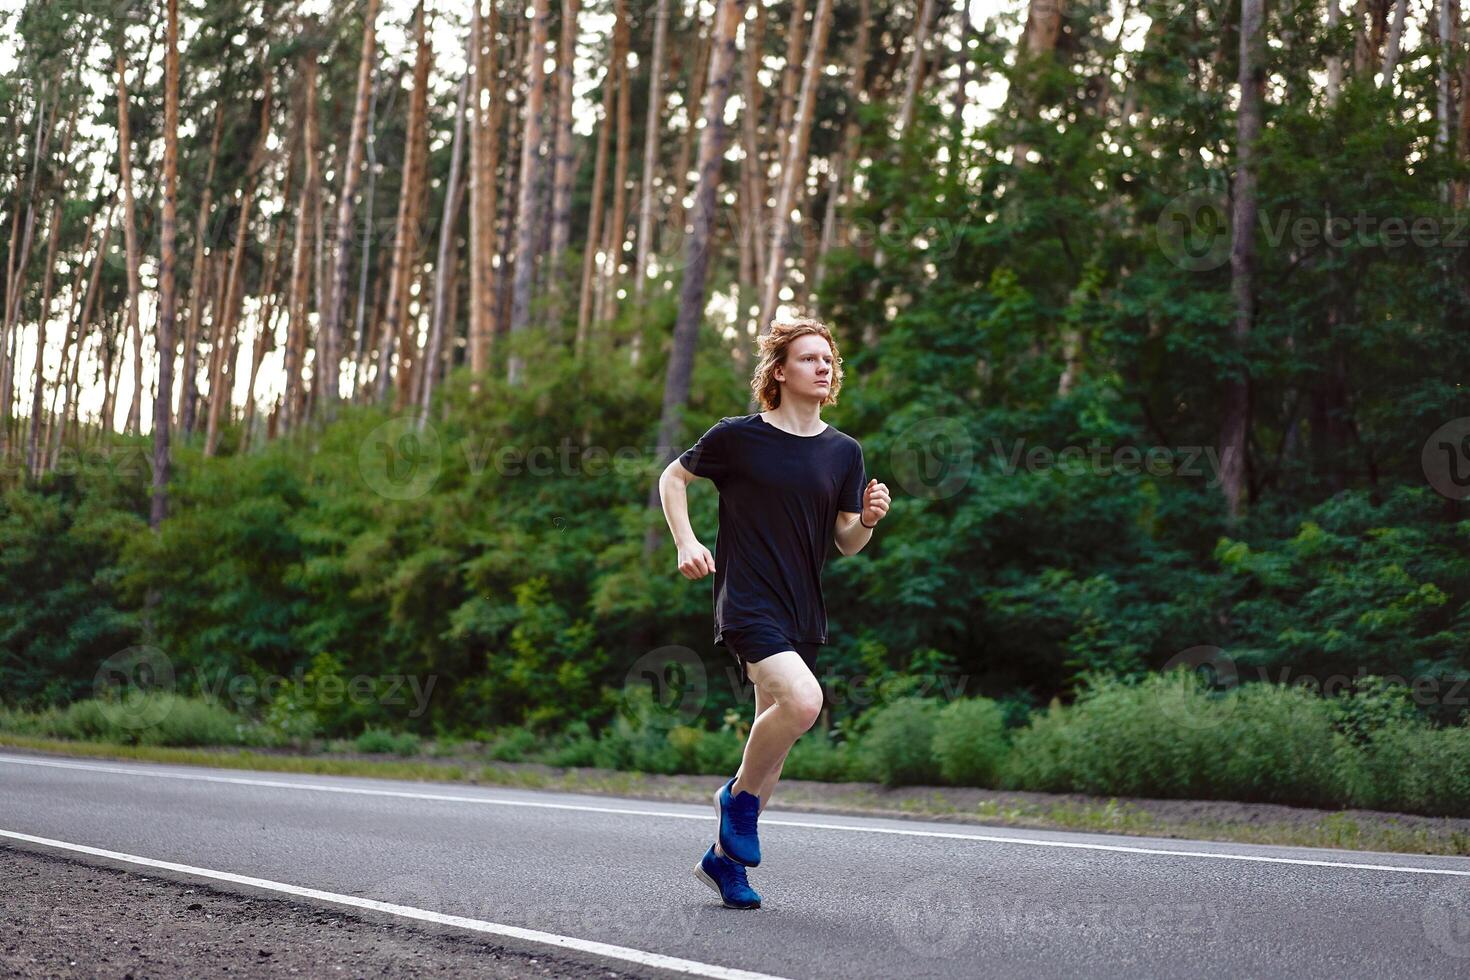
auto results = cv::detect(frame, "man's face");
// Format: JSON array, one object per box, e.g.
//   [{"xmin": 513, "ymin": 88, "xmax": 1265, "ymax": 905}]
[{"xmin": 776, "ymin": 335, "xmax": 834, "ymax": 402}]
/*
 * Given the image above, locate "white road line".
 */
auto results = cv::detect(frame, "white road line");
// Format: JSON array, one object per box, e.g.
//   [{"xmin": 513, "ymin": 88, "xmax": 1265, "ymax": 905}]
[
  {"xmin": 0, "ymin": 829, "xmax": 793, "ymax": 980},
  {"xmin": 4, "ymin": 753, "xmax": 1470, "ymax": 877}
]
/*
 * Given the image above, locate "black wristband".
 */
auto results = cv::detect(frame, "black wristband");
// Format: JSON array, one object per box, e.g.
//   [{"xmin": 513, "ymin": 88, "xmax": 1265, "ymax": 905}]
[{"xmin": 860, "ymin": 516, "xmax": 877, "ymax": 529}]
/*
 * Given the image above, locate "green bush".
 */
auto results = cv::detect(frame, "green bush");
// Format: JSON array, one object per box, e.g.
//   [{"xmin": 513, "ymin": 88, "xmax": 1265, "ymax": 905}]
[
  {"xmin": 354, "ymin": 728, "xmax": 422, "ymax": 755},
  {"xmin": 852, "ymin": 697, "xmax": 943, "ymax": 787},
  {"xmin": 483, "ymin": 726, "xmax": 541, "ymax": 762},
  {"xmin": 781, "ymin": 730, "xmax": 856, "ymax": 781},
  {"xmin": 10, "ymin": 693, "xmax": 252, "ymax": 748},
  {"xmin": 933, "ymin": 698, "xmax": 1009, "ymax": 786},
  {"xmin": 1354, "ymin": 721, "xmax": 1470, "ymax": 817},
  {"xmin": 545, "ymin": 720, "xmax": 601, "ymax": 768},
  {"xmin": 1003, "ymin": 673, "xmax": 1356, "ymax": 807}
]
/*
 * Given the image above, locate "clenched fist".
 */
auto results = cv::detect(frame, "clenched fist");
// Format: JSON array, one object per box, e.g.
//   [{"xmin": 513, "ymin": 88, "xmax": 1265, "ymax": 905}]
[
  {"xmin": 678, "ymin": 541, "xmax": 716, "ymax": 580},
  {"xmin": 862, "ymin": 478, "xmax": 890, "ymax": 527}
]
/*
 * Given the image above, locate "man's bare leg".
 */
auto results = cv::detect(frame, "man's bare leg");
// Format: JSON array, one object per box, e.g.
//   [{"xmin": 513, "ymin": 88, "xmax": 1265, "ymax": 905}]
[
  {"xmin": 714, "ymin": 675, "xmax": 805, "ymax": 858},
  {"xmin": 749, "ymin": 680, "xmax": 796, "ymax": 815},
  {"xmin": 714, "ymin": 651, "xmax": 818, "ymax": 859},
  {"xmin": 730, "ymin": 650, "xmax": 821, "ymax": 802}
]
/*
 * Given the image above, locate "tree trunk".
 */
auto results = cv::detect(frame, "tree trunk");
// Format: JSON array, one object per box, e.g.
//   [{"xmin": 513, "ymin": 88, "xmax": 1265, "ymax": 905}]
[
  {"xmin": 283, "ymin": 55, "xmax": 319, "ymax": 433},
  {"xmin": 44, "ymin": 201, "xmax": 110, "ymax": 471},
  {"xmin": 494, "ymin": 8, "xmax": 529, "ymax": 352},
  {"xmin": 422, "ymin": 39, "xmax": 472, "ymax": 426},
  {"xmin": 633, "ymin": 0, "xmax": 671, "ymax": 311},
  {"xmin": 896, "ymin": 0, "xmax": 938, "ymax": 141},
  {"xmin": 197, "ymin": 256, "xmax": 227, "ymax": 437},
  {"xmin": 1326, "ymin": 1, "xmax": 1344, "ymax": 105},
  {"xmin": 951, "ymin": 3, "xmax": 973, "ymax": 144},
  {"xmin": 20, "ymin": 103, "xmax": 76, "ymax": 463},
  {"xmin": 598, "ymin": 0, "xmax": 633, "ymax": 327},
  {"xmin": 152, "ymin": 0, "xmax": 179, "ymax": 525},
  {"xmin": 1352, "ymin": 0, "xmax": 1389, "ymax": 79},
  {"xmin": 1222, "ymin": 0, "xmax": 1263, "ymax": 521},
  {"xmin": 115, "ymin": 53, "xmax": 147, "ymax": 437},
  {"xmin": 576, "ymin": 45, "xmax": 616, "ymax": 353},
  {"xmin": 644, "ymin": 0, "xmax": 748, "ymax": 555},
  {"xmin": 549, "ymin": 0, "xmax": 581, "ymax": 286},
  {"xmin": 179, "ymin": 103, "xmax": 224, "ymax": 438},
  {"xmin": 1012, "ymin": 0, "xmax": 1067, "ymax": 166},
  {"xmin": 381, "ymin": 1, "xmax": 433, "ymax": 408},
  {"xmin": 321, "ymin": 0, "xmax": 380, "ymax": 415},
  {"xmin": 772, "ymin": 0, "xmax": 809, "ymax": 197},
  {"xmin": 348, "ymin": 67, "xmax": 381, "ymax": 402},
  {"xmin": 666, "ymin": 30, "xmax": 713, "ymax": 244},
  {"xmin": 1, "ymin": 89, "xmax": 57, "ymax": 454},
  {"xmin": 469, "ymin": 0, "xmax": 502, "ymax": 385},
  {"xmin": 0, "ymin": 110, "xmax": 29, "ymax": 376},
  {"xmin": 1380, "ymin": 0, "xmax": 1408, "ymax": 88},
  {"xmin": 758, "ymin": 0, "xmax": 834, "ymax": 335},
  {"xmin": 1454, "ymin": 51, "xmax": 1470, "ymax": 207},
  {"xmin": 508, "ymin": 0, "xmax": 553, "ymax": 382},
  {"xmin": 51, "ymin": 209, "xmax": 111, "ymax": 469},
  {"xmin": 205, "ymin": 72, "xmax": 273, "ymax": 457},
  {"xmin": 738, "ymin": 0, "xmax": 769, "ymax": 342},
  {"xmin": 815, "ymin": 0, "xmax": 871, "ymax": 299},
  {"xmin": 24, "ymin": 191, "xmax": 65, "ymax": 474},
  {"xmin": 1023, "ymin": 0, "xmax": 1066, "ymax": 56},
  {"xmin": 241, "ymin": 218, "xmax": 287, "ymax": 449},
  {"xmin": 1436, "ymin": 0, "xmax": 1455, "ymax": 163}
]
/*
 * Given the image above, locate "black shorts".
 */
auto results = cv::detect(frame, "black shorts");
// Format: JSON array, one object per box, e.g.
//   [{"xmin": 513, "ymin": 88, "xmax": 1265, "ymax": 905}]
[{"xmin": 718, "ymin": 623, "xmax": 823, "ymax": 690}]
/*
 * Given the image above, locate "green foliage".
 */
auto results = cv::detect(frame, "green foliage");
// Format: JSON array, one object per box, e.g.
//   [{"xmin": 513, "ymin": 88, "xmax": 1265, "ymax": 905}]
[
  {"xmin": 852, "ymin": 697, "xmax": 944, "ymax": 787},
  {"xmin": 571, "ymin": 685, "xmax": 735, "ymax": 775},
  {"xmin": 0, "ymin": 692, "xmax": 257, "ymax": 748},
  {"xmin": 0, "ymin": 463, "xmax": 143, "ymax": 708},
  {"xmin": 999, "ymin": 672, "xmax": 1470, "ymax": 816},
  {"xmin": 482, "ymin": 726, "xmax": 541, "ymax": 762},
  {"xmin": 1353, "ymin": 723, "xmax": 1470, "ymax": 818},
  {"xmin": 780, "ymin": 730, "xmax": 858, "ymax": 782},
  {"xmin": 354, "ymin": 728, "xmax": 422, "ymax": 756},
  {"xmin": 932, "ymin": 698, "xmax": 1009, "ymax": 787},
  {"xmin": 1213, "ymin": 489, "xmax": 1470, "ymax": 721},
  {"xmin": 1003, "ymin": 673, "xmax": 1353, "ymax": 807}
]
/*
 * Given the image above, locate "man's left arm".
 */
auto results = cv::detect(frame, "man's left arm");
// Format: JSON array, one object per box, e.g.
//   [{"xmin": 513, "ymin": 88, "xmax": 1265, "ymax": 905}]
[{"xmin": 835, "ymin": 477, "xmax": 889, "ymax": 556}]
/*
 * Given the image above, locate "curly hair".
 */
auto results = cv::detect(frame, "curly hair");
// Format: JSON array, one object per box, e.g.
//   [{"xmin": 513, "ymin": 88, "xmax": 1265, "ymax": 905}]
[{"xmin": 750, "ymin": 317, "xmax": 845, "ymax": 411}]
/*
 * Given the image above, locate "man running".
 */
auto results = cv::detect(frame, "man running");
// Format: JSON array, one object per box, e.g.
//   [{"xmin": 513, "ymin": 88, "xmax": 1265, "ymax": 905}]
[{"xmin": 658, "ymin": 317, "xmax": 890, "ymax": 909}]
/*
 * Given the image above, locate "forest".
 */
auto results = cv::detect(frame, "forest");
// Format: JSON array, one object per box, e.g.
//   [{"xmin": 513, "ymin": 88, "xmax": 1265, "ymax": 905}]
[{"xmin": 1, "ymin": 0, "xmax": 1469, "ymax": 817}]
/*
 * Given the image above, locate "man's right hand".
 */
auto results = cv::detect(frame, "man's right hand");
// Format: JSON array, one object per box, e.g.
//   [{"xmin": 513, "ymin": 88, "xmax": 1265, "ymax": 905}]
[{"xmin": 677, "ymin": 541, "xmax": 715, "ymax": 580}]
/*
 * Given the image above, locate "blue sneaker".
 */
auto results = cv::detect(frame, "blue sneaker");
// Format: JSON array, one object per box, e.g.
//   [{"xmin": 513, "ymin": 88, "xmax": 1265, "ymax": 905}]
[
  {"xmin": 694, "ymin": 844, "xmax": 761, "ymax": 909},
  {"xmin": 714, "ymin": 776, "xmax": 762, "ymax": 866}
]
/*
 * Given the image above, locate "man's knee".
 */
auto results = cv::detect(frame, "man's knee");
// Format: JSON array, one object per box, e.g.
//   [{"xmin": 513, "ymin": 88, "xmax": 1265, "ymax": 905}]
[
  {"xmin": 779, "ymin": 677, "xmax": 823, "ymax": 731},
  {"xmin": 750, "ymin": 654, "xmax": 823, "ymax": 729}
]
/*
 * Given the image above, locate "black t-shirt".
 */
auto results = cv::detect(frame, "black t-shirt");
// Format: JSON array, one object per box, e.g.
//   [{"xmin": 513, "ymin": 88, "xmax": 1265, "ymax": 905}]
[{"xmin": 678, "ymin": 413, "xmax": 866, "ymax": 646}]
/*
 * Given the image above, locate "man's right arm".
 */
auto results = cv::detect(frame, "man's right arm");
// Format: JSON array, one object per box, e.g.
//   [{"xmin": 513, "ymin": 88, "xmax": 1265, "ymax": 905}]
[{"xmin": 660, "ymin": 460, "xmax": 715, "ymax": 579}]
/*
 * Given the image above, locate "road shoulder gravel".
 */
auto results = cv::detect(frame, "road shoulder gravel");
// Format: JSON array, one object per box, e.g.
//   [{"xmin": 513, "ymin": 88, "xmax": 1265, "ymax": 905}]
[{"xmin": 1, "ymin": 843, "xmax": 668, "ymax": 980}]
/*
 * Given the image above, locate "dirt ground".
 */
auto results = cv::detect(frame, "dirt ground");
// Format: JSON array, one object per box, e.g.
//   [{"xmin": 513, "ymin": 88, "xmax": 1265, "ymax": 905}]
[{"xmin": 0, "ymin": 845, "xmax": 658, "ymax": 980}]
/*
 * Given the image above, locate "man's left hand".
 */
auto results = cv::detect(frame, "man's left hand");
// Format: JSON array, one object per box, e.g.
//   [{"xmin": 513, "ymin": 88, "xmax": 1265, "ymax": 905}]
[{"xmin": 861, "ymin": 478, "xmax": 889, "ymax": 527}]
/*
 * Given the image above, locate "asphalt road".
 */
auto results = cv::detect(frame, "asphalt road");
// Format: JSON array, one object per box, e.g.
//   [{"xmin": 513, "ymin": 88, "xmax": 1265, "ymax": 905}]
[{"xmin": 3, "ymin": 750, "xmax": 1470, "ymax": 979}]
